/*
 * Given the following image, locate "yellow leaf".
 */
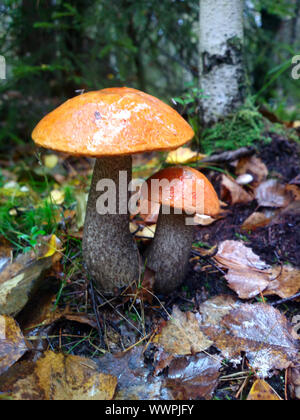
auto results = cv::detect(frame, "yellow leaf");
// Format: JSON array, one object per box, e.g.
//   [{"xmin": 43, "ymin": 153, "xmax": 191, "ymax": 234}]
[
  {"xmin": 247, "ymin": 379, "xmax": 282, "ymax": 400},
  {"xmin": 49, "ymin": 189, "xmax": 65, "ymax": 205},
  {"xmin": 42, "ymin": 235, "xmax": 61, "ymax": 259},
  {"xmin": 166, "ymin": 147, "xmax": 205, "ymax": 165},
  {"xmin": 44, "ymin": 154, "xmax": 58, "ymax": 169}
]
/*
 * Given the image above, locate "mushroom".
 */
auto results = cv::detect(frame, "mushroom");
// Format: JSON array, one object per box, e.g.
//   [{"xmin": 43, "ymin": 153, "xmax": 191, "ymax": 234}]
[
  {"xmin": 31, "ymin": 88, "xmax": 194, "ymax": 294},
  {"xmin": 140, "ymin": 166, "xmax": 220, "ymax": 294}
]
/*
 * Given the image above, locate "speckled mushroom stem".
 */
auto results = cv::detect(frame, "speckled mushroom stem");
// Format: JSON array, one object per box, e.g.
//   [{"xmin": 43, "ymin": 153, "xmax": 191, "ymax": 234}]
[
  {"xmin": 145, "ymin": 206, "xmax": 194, "ymax": 294},
  {"xmin": 83, "ymin": 156, "xmax": 140, "ymax": 294}
]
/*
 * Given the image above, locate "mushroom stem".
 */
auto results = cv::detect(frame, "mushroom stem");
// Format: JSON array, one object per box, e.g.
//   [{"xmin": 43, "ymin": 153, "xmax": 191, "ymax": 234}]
[
  {"xmin": 145, "ymin": 206, "xmax": 194, "ymax": 294},
  {"xmin": 83, "ymin": 156, "xmax": 140, "ymax": 293}
]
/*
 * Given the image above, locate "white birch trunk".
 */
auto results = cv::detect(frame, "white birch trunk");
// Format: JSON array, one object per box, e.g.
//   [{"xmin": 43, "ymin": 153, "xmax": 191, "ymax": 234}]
[{"xmin": 199, "ymin": 0, "xmax": 245, "ymax": 125}]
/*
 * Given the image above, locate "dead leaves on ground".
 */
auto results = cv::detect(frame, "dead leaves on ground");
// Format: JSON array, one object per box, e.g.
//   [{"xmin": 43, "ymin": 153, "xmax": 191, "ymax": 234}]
[
  {"xmin": 0, "ymin": 351, "xmax": 117, "ymax": 400},
  {"xmin": 201, "ymin": 303, "xmax": 298, "ymax": 378},
  {"xmin": 214, "ymin": 240, "xmax": 300, "ymax": 300},
  {"xmin": 247, "ymin": 379, "xmax": 282, "ymax": 400},
  {"xmin": 0, "ymin": 235, "xmax": 62, "ymax": 316},
  {"xmin": 0, "ymin": 316, "xmax": 28, "ymax": 376}
]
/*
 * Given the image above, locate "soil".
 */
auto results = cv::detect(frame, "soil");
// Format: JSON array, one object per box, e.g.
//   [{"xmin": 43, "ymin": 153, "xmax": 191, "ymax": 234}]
[{"xmin": 185, "ymin": 134, "xmax": 300, "ymax": 297}]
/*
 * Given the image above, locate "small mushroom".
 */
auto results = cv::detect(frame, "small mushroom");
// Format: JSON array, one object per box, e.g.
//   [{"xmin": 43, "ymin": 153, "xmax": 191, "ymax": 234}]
[
  {"xmin": 32, "ymin": 88, "xmax": 194, "ymax": 294},
  {"xmin": 140, "ymin": 166, "xmax": 220, "ymax": 294}
]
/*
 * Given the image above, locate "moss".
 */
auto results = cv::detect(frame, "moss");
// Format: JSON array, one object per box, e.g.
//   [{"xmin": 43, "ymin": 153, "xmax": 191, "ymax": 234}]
[{"xmin": 200, "ymin": 99, "xmax": 269, "ymax": 154}]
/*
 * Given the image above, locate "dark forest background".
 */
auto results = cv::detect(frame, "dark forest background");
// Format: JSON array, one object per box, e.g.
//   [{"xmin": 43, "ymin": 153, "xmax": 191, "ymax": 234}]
[{"xmin": 0, "ymin": 0, "xmax": 299, "ymax": 152}]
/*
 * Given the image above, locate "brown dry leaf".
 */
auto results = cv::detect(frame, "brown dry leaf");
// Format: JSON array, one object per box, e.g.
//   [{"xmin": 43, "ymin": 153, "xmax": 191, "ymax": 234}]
[
  {"xmin": 285, "ymin": 184, "xmax": 300, "ymax": 201},
  {"xmin": 201, "ymin": 303, "xmax": 299, "ymax": 378},
  {"xmin": 220, "ymin": 175, "xmax": 253, "ymax": 205},
  {"xmin": 154, "ymin": 306, "xmax": 212, "ymax": 356},
  {"xmin": 0, "ymin": 236, "xmax": 62, "ymax": 316},
  {"xmin": 192, "ymin": 214, "xmax": 217, "ymax": 226},
  {"xmin": 255, "ymin": 179, "xmax": 292, "ymax": 208},
  {"xmin": 265, "ymin": 265, "xmax": 300, "ymax": 299},
  {"xmin": 215, "ymin": 240, "xmax": 271, "ymax": 299},
  {"xmin": 236, "ymin": 156, "xmax": 268, "ymax": 187},
  {"xmin": 0, "ymin": 316, "xmax": 28, "ymax": 375},
  {"xmin": 247, "ymin": 379, "xmax": 282, "ymax": 400},
  {"xmin": 288, "ymin": 367, "xmax": 300, "ymax": 399},
  {"xmin": 241, "ymin": 210, "xmax": 276, "ymax": 231},
  {"xmin": 166, "ymin": 353, "xmax": 222, "ymax": 400},
  {"xmin": 0, "ymin": 351, "xmax": 117, "ymax": 400}
]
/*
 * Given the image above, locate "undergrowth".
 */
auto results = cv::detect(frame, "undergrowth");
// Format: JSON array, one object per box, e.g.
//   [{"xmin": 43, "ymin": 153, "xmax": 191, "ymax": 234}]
[{"xmin": 200, "ymin": 99, "xmax": 270, "ymax": 154}]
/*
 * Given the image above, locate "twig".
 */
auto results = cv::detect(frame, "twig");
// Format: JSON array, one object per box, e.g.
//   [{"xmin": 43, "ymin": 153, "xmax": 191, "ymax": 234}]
[
  {"xmin": 201, "ymin": 147, "xmax": 255, "ymax": 164},
  {"xmin": 271, "ymin": 292, "xmax": 300, "ymax": 307}
]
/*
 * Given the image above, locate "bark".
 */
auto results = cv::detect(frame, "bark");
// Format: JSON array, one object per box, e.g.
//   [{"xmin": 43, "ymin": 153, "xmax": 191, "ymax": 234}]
[
  {"xmin": 199, "ymin": 0, "xmax": 246, "ymax": 125},
  {"xmin": 145, "ymin": 207, "xmax": 194, "ymax": 294},
  {"xmin": 83, "ymin": 156, "xmax": 140, "ymax": 294}
]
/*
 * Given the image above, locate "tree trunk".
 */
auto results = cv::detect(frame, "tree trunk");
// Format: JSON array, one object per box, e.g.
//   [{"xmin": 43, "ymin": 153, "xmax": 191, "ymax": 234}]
[{"xmin": 199, "ymin": 0, "xmax": 245, "ymax": 125}]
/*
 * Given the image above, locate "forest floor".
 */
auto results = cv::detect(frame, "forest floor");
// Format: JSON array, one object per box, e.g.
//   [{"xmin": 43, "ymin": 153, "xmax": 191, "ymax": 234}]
[{"xmin": 0, "ymin": 127, "xmax": 299, "ymax": 400}]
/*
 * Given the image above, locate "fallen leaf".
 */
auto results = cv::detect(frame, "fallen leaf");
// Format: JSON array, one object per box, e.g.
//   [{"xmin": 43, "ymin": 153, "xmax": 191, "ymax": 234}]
[
  {"xmin": 285, "ymin": 184, "xmax": 300, "ymax": 201},
  {"xmin": 255, "ymin": 180, "xmax": 292, "ymax": 208},
  {"xmin": 44, "ymin": 154, "xmax": 58, "ymax": 169},
  {"xmin": 96, "ymin": 347, "xmax": 172, "ymax": 400},
  {"xmin": 130, "ymin": 223, "xmax": 156, "ymax": 239},
  {"xmin": 201, "ymin": 303, "xmax": 299, "ymax": 378},
  {"xmin": 199, "ymin": 295, "xmax": 242, "ymax": 326},
  {"xmin": 154, "ymin": 306, "xmax": 212, "ymax": 356},
  {"xmin": 236, "ymin": 156, "xmax": 268, "ymax": 187},
  {"xmin": 75, "ymin": 192, "xmax": 88, "ymax": 230},
  {"xmin": 166, "ymin": 353, "xmax": 222, "ymax": 400},
  {"xmin": 220, "ymin": 175, "xmax": 253, "ymax": 205},
  {"xmin": 215, "ymin": 240, "xmax": 271, "ymax": 299},
  {"xmin": 265, "ymin": 265, "xmax": 300, "ymax": 299},
  {"xmin": 236, "ymin": 174, "xmax": 254, "ymax": 185},
  {"xmin": 41, "ymin": 235, "xmax": 62, "ymax": 259},
  {"xmin": 0, "ymin": 351, "xmax": 117, "ymax": 400},
  {"xmin": 0, "ymin": 237, "xmax": 62, "ymax": 316},
  {"xmin": 247, "ymin": 379, "xmax": 282, "ymax": 400},
  {"xmin": 166, "ymin": 147, "xmax": 205, "ymax": 165},
  {"xmin": 49, "ymin": 189, "xmax": 65, "ymax": 205},
  {"xmin": 0, "ymin": 316, "xmax": 28, "ymax": 375},
  {"xmin": 241, "ymin": 211, "xmax": 276, "ymax": 231}
]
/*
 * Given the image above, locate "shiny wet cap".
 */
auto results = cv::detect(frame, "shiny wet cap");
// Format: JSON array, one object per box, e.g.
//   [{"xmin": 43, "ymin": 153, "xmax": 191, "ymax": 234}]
[{"xmin": 32, "ymin": 87, "xmax": 194, "ymax": 157}]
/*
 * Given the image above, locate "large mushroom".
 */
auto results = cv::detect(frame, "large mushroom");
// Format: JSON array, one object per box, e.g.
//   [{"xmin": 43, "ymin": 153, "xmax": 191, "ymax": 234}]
[
  {"xmin": 32, "ymin": 88, "xmax": 194, "ymax": 294},
  {"xmin": 140, "ymin": 166, "xmax": 220, "ymax": 294}
]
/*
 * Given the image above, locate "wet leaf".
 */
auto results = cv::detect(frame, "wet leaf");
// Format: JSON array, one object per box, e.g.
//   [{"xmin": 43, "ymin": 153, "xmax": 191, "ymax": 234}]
[
  {"xmin": 166, "ymin": 353, "xmax": 222, "ymax": 400},
  {"xmin": 255, "ymin": 180, "xmax": 292, "ymax": 208},
  {"xmin": 96, "ymin": 347, "xmax": 171, "ymax": 400},
  {"xmin": 199, "ymin": 295, "xmax": 242, "ymax": 326},
  {"xmin": 220, "ymin": 175, "xmax": 253, "ymax": 205},
  {"xmin": 0, "ymin": 316, "xmax": 28, "ymax": 375},
  {"xmin": 247, "ymin": 379, "xmax": 282, "ymax": 400},
  {"xmin": 41, "ymin": 235, "xmax": 62, "ymax": 259},
  {"xmin": 0, "ymin": 237, "xmax": 63, "ymax": 316},
  {"xmin": 154, "ymin": 306, "xmax": 212, "ymax": 356},
  {"xmin": 265, "ymin": 265, "xmax": 300, "ymax": 299},
  {"xmin": 0, "ymin": 351, "xmax": 117, "ymax": 400},
  {"xmin": 201, "ymin": 303, "xmax": 299, "ymax": 378},
  {"xmin": 215, "ymin": 240, "xmax": 271, "ymax": 299}
]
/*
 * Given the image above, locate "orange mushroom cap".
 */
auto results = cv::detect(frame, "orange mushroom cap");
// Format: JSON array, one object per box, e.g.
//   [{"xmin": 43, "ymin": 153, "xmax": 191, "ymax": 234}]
[
  {"xmin": 140, "ymin": 166, "xmax": 220, "ymax": 216},
  {"xmin": 32, "ymin": 87, "xmax": 194, "ymax": 157}
]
